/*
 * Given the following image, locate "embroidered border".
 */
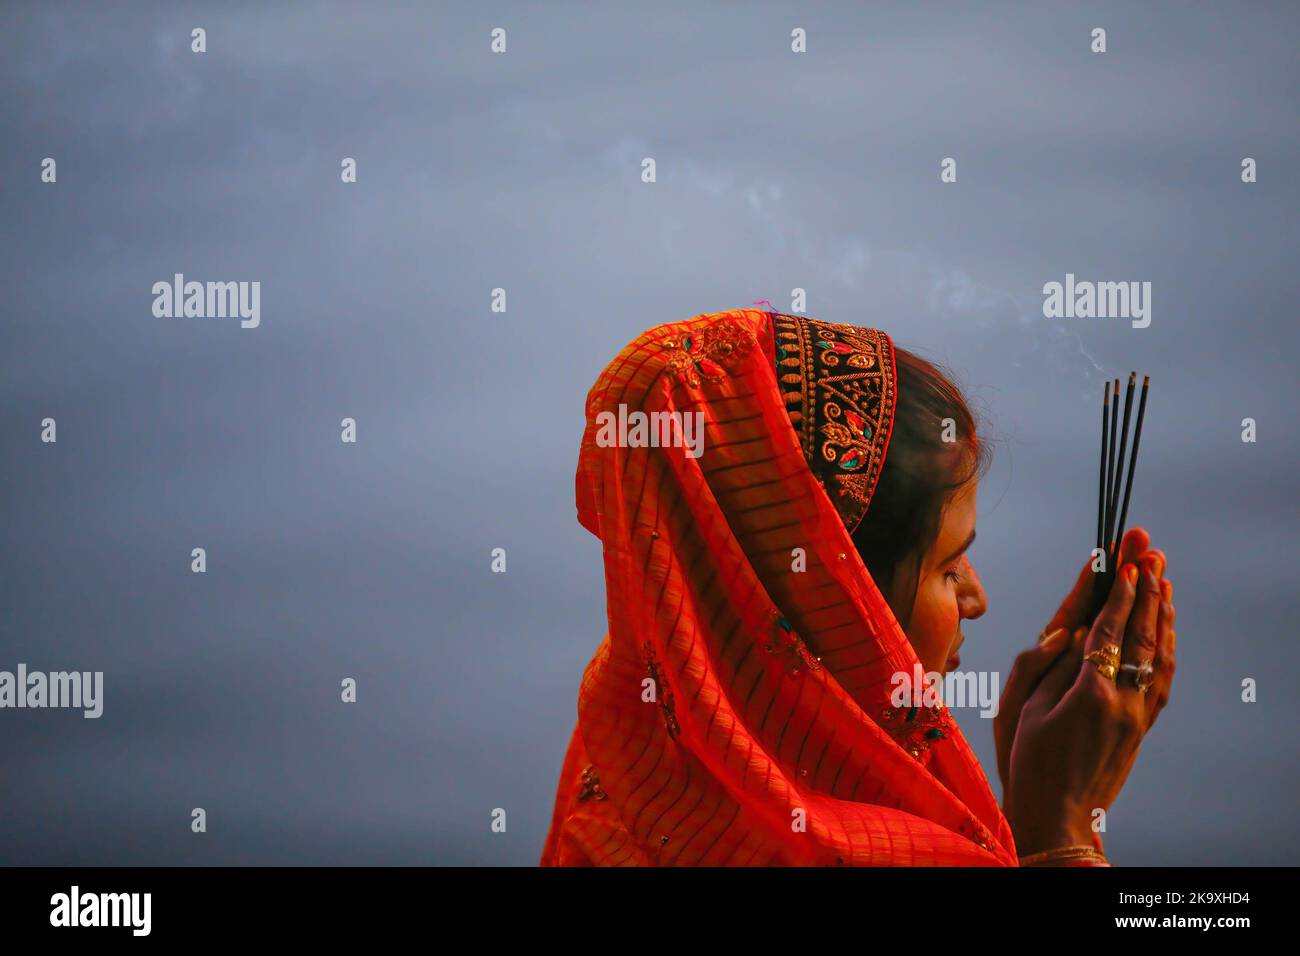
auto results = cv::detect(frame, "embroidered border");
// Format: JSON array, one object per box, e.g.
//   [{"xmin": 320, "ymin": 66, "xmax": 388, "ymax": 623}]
[{"xmin": 772, "ymin": 314, "xmax": 896, "ymax": 534}]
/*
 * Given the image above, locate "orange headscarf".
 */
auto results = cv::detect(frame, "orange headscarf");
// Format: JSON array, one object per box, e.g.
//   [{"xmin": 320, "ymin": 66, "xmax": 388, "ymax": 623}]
[{"xmin": 540, "ymin": 307, "xmax": 1017, "ymax": 866}]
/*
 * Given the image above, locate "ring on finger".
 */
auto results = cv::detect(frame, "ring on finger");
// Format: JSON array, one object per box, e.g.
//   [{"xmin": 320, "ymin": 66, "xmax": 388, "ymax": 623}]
[
  {"xmin": 1119, "ymin": 660, "xmax": 1155, "ymax": 694},
  {"xmin": 1084, "ymin": 644, "xmax": 1121, "ymax": 681}
]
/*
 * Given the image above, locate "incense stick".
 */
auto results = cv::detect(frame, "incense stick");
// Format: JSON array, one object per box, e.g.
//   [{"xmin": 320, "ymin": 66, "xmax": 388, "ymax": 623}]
[
  {"xmin": 1107, "ymin": 373, "xmax": 1137, "ymax": 578},
  {"xmin": 1112, "ymin": 375, "xmax": 1149, "ymax": 571},
  {"xmin": 1096, "ymin": 383, "xmax": 1109, "ymax": 555},
  {"xmin": 1090, "ymin": 371, "xmax": 1150, "ymax": 616},
  {"xmin": 1103, "ymin": 379, "xmax": 1120, "ymax": 568}
]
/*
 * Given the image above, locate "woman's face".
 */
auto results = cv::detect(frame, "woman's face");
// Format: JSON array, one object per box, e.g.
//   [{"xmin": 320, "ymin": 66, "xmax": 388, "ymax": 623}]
[{"xmin": 897, "ymin": 479, "xmax": 987, "ymax": 676}]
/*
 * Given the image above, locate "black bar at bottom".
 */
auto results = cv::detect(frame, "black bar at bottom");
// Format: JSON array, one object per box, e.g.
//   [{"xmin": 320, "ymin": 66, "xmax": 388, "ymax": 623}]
[{"xmin": 0, "ymin": 865, "xmax": 1280, "ymax": 941}]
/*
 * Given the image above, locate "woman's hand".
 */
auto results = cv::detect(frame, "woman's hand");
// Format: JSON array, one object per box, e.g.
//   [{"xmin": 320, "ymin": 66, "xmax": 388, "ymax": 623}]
[
  {"xmin": 994, "ymin": 527, "xmax": 1162, "ymax": 792},
  {"xmin": 999, "ymin": 542, "xmax": 1177, "ymax": 856}
]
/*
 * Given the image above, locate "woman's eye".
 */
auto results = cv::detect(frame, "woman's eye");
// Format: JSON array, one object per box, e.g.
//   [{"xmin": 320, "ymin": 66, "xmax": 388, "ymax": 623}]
[{"xmin": 944, "ymin": 567, "xmax": 962, "ymax": 583}]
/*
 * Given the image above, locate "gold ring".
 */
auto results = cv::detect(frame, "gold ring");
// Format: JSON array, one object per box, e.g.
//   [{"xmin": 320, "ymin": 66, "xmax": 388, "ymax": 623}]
[{"xmin": 1084, "ymin": 644, "xmax": 1121, "ymax": 681}]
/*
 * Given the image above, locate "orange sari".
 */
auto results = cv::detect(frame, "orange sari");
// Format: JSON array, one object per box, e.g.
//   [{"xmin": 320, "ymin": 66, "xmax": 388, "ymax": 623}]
[{"xmin": 541, "ymin": 308, "xmax": 1017, "ymax": 866}]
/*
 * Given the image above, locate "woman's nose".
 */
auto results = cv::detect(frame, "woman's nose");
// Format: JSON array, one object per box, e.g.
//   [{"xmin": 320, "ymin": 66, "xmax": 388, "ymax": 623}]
[{"xmin": 958, "ymin": 557, "xmax": 987, "ymax": 620}]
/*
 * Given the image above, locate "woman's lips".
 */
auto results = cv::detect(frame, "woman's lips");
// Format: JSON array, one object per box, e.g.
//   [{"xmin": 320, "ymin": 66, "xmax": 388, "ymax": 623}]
[{"xmin": 946, "ymin": 637, "xmax": 964, "ymax": 671}]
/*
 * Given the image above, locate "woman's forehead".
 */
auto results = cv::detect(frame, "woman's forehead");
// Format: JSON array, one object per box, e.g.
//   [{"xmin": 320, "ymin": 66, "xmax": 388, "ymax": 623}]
[{"xmin": 939, "ymin": 482, "xmax": 978, "ymax": 539}]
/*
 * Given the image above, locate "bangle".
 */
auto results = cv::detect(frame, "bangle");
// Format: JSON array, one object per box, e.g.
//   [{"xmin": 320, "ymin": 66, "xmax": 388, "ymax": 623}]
[{"xmin": 1019, "ymin": 845, "xmax": 1110, "ymax": 867}]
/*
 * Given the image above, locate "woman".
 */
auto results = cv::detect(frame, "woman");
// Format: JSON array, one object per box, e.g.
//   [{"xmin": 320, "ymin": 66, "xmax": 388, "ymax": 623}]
[{"xmin": 541, "ymin": 307, "xmax": 1176, "ymax": 866}]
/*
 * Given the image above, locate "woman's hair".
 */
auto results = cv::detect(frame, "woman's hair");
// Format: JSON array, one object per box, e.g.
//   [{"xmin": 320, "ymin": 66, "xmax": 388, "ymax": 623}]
[{"xmin": 850, "ymin": 346, "xmax": 992, "ymax": 630}]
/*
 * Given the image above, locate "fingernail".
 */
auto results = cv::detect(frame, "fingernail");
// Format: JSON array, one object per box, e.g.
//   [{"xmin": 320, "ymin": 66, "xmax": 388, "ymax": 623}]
[
  {"xmin": 1123, "ymin": 563, "xmax": 1138, "ymax": 586},
  {"xmin": 1041, "ymin": 626, "xmax": 1066, "ymax": 646},
  {"xmin": 1161, "ymin": 579, "xmax": 1172, "ymax": 601},
  {"xmin": 1151, "ymin": 555, "xmax": 1165, "ymax": 578}
]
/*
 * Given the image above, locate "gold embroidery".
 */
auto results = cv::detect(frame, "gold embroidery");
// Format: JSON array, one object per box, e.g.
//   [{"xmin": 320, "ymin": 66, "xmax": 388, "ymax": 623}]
[
  {"xmin": 642, "ymin": 642, "xmax": 682, "ymax": 738},
  {"xmin": 957, "ymin": 815, "xmax": 994, "ymax": 851},
  {"xmin": 773, "ymin": 314, "xmax": 896, "ymax": 534},
  {"xmin": 577, "ymin": 763, "xmax": 607, "ymax": 802},
  {"xmin": 876, "ymin": 701, "xmax": 955, "ymax": 760},
  {"xmin": 663, "ymin": 317, "xmax": 757, "ymax": 387},
  {"xmin": 762, "ymin": 613, "xmax": 822, "ymax": 677}
]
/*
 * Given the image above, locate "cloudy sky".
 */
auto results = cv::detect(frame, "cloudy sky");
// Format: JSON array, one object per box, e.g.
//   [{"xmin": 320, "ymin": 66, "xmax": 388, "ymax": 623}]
[{"xmin": 1, "ymin": 1, "xmax": 1296, "ymax": 865}]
